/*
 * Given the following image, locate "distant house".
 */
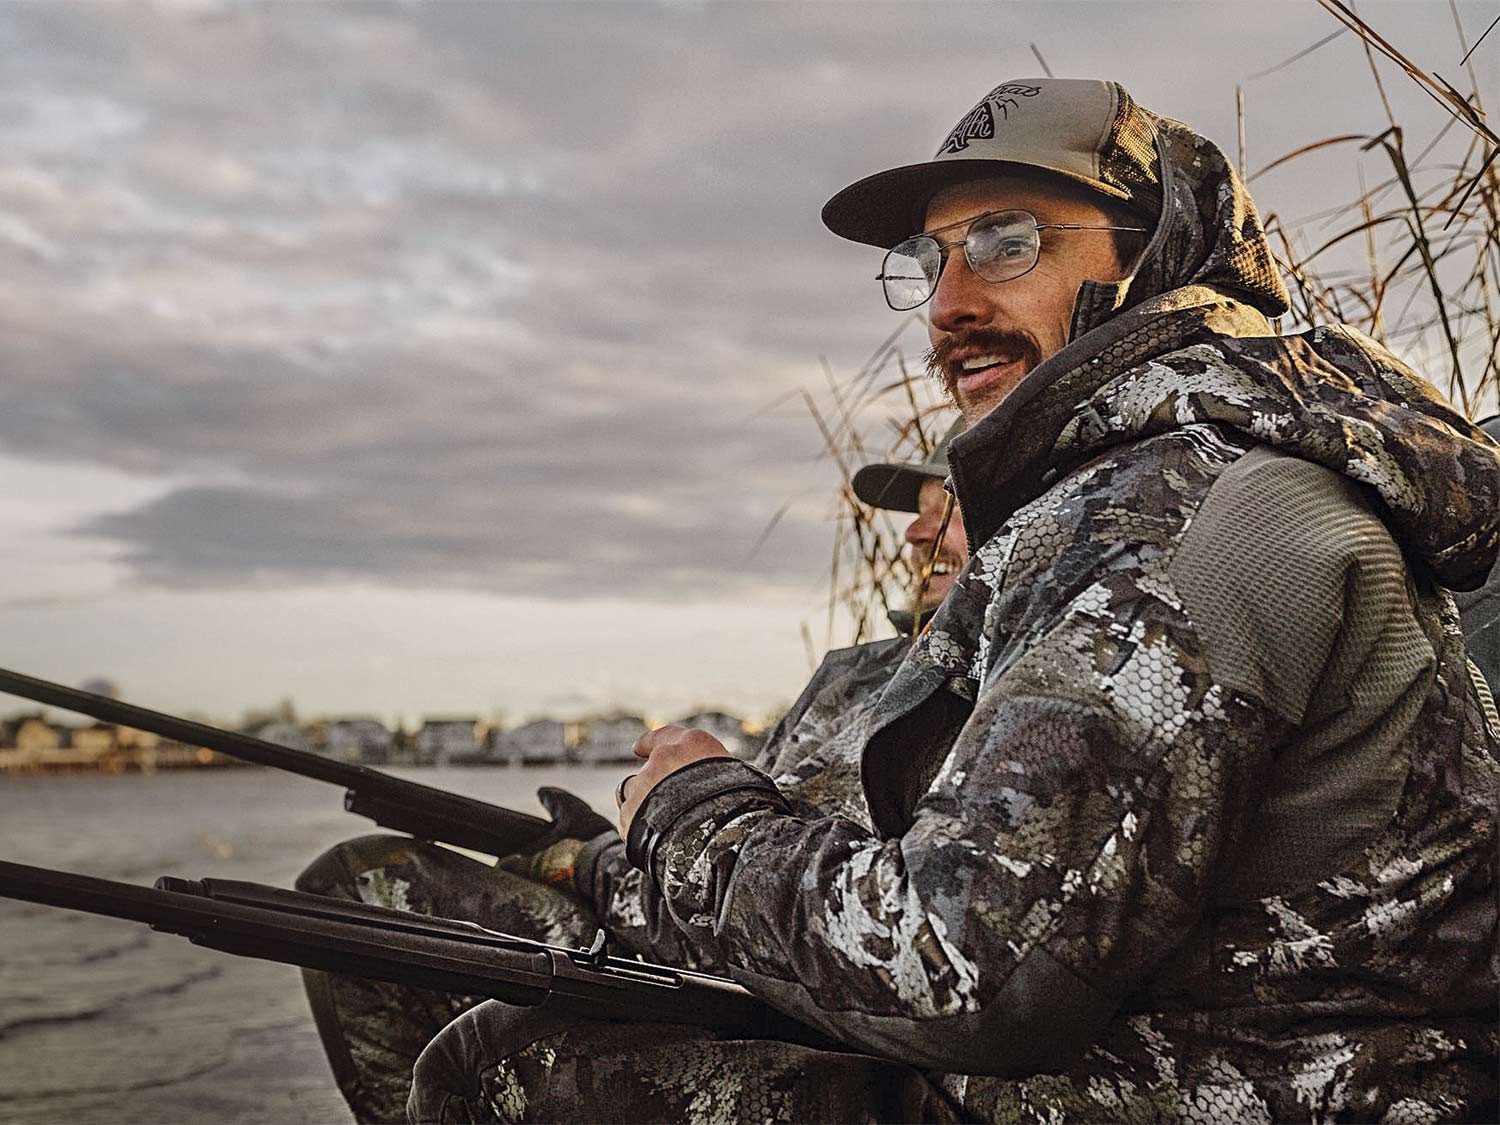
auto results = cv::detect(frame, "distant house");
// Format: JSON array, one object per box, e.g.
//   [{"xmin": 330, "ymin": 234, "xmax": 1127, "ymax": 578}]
[
  {"xmin": 673, "ymin": 710, "xmax": 754, "ymax": 758},
  {"xmin": 415, "ymin": 718, "xmax": 483, "ymax": 765},
  {"xmin": 575, "ymin": 714, "xmax": 647, "ymax": 765},
  {"xmin": 10, "ymin": 715, "xmax": 63, "ymax": 754},
  {"xmin": 243, "ymin": 719, "xmax": 311, "ymax": 753},
  {"xmin": 70, "ymin": 723, "xmax": 120, "ymax": 759},
  {"xmin": 322, "ymin": 718, "xmax": 394, "ymax": 765},
  {"xmin": 0, "ymin": 715, "xmax": 185, "ymax": 773},
  {"xmin": 0, "ymin": 715, "xmax": 94, "ymax": 772},
  {"xmin": 117, "ymin": 726, "xmax": 161, "ymax": 753},
  {"xmin": 497, "ymin": 718, "xmax": 569, "ymax": 764}
]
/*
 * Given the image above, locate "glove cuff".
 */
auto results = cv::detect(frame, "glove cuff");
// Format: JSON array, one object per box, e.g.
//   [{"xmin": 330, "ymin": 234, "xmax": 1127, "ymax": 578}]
[{"xmin": 572, "ymin": 828, "xmax": 622, "ymax": 898}]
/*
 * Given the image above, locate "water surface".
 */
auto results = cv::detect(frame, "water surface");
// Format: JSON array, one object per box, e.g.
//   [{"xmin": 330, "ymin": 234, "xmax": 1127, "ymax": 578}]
[{"xmin": 0, "ymin": 766, "xmax": 623, "ymax": 1123}]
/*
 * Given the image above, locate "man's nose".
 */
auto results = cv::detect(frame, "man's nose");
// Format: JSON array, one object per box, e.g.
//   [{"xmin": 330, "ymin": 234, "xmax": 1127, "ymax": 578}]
[
  {"xmin": 927, "ymin": 251, "xmax": 993, "ymax": 335},
  {"xmin": 905, "ymin": 514, "xmax": 935, "ymax": 547}
]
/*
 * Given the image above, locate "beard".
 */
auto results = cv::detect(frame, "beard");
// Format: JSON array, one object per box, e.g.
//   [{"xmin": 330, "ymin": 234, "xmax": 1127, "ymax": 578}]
[{"xmin": 924, "ymin": 327, "xmax": 1044, "ymax": 419}]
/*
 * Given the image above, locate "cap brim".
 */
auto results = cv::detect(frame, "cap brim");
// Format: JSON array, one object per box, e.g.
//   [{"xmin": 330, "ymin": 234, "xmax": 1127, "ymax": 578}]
[
  {"xmin": 822, "ymin": 158, "xmax": 1131, "ymax": 249},
  {"xmin": 852, "ymin": 462, "xmax": 945, "ymax": 512}
]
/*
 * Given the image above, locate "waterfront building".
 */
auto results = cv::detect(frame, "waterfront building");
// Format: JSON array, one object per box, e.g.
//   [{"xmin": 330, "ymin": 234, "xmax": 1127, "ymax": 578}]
[
  {"xmin": 415, "ymin": 718, "xmax": 484, "ymax": 765},
  {"xmin": 574, "ymin": 713, "xmax": 647, "ymax": 764},
  {"xmin": 4, "ymin": 714, "xmax": 64, "ymax": 754},
  {"xmin": 243, "ymin": 719, "xmax": 311, "ymax": 753},
  {"xmin": 319, "ymin": 718, "xmax": 394, "ymax": 765},
  {"xmin": 671, "ymin": 710, "xmax": 756, "ymax": 758},
  {"xmin": 495, "ymin": 718, "xmax": 569, "ymax": 765},
  {"xmin": 0, "ymin": 715, "xmax": 189, "ymax": 773}
]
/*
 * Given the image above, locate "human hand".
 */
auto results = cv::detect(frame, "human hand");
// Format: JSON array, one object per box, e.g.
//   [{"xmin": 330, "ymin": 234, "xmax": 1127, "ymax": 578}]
[
  {"xmin": 616, "ymin": 725, "xmax": 732, "ymax": 838},
  {"xmin": 497, "ymin": 787, "xmax": 615, "ymax": 890},
  {"xmin": 497, "ymin": 837, "xmax": 589, "ymax": 889}
]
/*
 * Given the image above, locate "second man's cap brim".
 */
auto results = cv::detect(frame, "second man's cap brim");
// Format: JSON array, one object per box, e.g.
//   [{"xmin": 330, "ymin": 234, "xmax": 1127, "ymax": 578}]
[{"xmin": 851, "ymin": 461, "xmax": 940, "ymax": 513}]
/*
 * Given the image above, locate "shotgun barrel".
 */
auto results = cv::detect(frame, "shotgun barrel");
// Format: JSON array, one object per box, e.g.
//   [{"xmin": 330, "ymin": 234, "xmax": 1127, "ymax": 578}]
[
  {"xmin": 0, "ymin": 860, "xmax": 827, "ymax": 1046},
  {"xmin": 0, "ymin": 666, "xmax": 550, "ymax": 857}
]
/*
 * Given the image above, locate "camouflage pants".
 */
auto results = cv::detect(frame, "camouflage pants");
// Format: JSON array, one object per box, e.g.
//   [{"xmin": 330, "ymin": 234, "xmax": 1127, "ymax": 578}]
[
  {"xmin": 297, "ymin": 834, "xmax": 958, "ymax": 1125},
  {"xmin": 408, "ymin": 1008, "xmax": 960, "ymax": 1124},
  {"xmin": 296, "ymin": 833, "xmax": 599, "ymax": 1123}
]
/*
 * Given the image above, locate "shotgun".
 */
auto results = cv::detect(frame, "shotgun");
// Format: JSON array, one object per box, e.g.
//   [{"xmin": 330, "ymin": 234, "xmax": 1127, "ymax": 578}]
[
  {"xmin": 0, "ymin": 860, "xmax": 829, "ymax": 1047},
  {"xmin": 0, "ymin": 666, "xmax": 550, "ymax": 857}
]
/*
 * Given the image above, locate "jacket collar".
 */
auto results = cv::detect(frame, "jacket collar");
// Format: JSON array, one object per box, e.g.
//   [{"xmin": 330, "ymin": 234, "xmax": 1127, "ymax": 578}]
[{"xmin": 946, "ymin": 287, "xmax": 1272, "ymax": 551}]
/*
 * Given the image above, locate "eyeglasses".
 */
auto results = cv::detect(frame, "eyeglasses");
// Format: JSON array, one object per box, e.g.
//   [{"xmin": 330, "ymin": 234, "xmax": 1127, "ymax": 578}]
[{"xmin": 876, "ymin": 209, "xmax": 1147, "ymax": 311}]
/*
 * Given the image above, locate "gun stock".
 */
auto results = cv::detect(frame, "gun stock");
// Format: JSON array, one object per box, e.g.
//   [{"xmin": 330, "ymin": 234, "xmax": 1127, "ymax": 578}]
[{"xmin": 0, "ymin": 666, "xmax": 550, "ymax": 857}]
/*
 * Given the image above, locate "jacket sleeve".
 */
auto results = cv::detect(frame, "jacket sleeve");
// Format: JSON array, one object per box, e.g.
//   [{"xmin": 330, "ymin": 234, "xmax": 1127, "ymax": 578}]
[
  {"xmin": 624, "ymin": 573, "xmax": 1282, "ymax": 1076},
  {"xmin": 575, "ymin": 832, "xmax": 725, "ymax": 969},
  {"xmin": 571, "ymin": 703, "xmax": 805, "ymax": 970}
]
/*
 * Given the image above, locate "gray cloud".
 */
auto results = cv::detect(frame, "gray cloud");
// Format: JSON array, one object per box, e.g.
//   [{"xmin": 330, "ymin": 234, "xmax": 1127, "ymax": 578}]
[
  {"xmin": 0, "ymin": 308, "xmax": 845, "ymax": 597},
  {"xmin": 0, "ymin": 2, "xmax": 923, "ymax": 599},
  {"xmin": 0, "ymin": 1, "xmax": 1488, "ymax": 601}
]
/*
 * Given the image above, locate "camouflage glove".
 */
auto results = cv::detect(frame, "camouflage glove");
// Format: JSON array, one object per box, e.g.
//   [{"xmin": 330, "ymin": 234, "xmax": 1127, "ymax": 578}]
[{"xmin": 497, "ymin": 787, "xmax": 615, "ymax": 891}]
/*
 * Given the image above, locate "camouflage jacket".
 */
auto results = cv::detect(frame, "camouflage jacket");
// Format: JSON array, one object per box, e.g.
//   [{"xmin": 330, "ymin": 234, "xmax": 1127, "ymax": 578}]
[
  {"xmin": 1456, "ymin": 416, "xmax": 1500, "ymax": 700},
  {"xmin": 620, "ymin": 111, "xmax": 1500, "ymax": 1121},
  {"xmin": 580, "ymin": 636, "xmax": 912, "ymax": 970}
]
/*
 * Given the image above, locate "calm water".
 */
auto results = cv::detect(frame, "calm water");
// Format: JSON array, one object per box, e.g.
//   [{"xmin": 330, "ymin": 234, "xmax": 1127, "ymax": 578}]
[{"xmin": 0, "ymin": 766, "xmax": 624, "ymax": 1124}]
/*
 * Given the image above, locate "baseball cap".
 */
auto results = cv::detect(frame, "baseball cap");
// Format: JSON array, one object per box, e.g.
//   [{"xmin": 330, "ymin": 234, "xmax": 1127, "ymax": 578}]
[
  {"xmin": 852, "ymin": 419, "xmax": 964, "ymax": 513},
  {"xmin": 822, "ymin": 78, "xmax": 1162, "ymax": 249}
]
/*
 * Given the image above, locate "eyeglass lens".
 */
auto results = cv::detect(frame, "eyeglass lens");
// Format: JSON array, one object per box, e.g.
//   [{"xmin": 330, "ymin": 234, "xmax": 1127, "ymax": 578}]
[{"xmin": 880, "ymin": 211, "xmax": 1041, "ymax": 310}]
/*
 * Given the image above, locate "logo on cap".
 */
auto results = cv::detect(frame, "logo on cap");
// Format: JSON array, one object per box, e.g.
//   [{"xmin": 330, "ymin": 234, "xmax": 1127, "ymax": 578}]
[
  {"xmin": 938, "ymin": 83, "xmax": 1043, "ymax": 155},
  {"xmin": 940, "ymin": 103, "xmax": 994, "ymax": 155}
]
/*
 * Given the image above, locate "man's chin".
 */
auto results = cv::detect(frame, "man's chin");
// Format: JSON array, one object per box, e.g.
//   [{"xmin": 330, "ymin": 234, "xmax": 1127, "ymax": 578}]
[
  {"xmin": 914, "ymin": 575, "xmax": 958, "ymax": 611},
  {"xmin": 949, "ymin": 360, "xmax": 1032, "ymax": 422}
]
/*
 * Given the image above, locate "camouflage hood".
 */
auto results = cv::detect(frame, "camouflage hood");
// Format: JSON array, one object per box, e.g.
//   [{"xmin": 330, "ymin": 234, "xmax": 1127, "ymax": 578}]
[
  {"xmin": 1067, "ymin": 93, "xmax": 1291, "ymax": 337},
  {"xmin": 949, "ymin": 108, "xmax": 1500, "ymax": 591}
]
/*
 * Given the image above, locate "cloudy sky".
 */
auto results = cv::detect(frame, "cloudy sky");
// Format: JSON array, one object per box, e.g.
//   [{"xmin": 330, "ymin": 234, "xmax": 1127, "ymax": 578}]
[{"xmin": 0, "ymin": 0, "xmax": 1494, "ymax": 726}]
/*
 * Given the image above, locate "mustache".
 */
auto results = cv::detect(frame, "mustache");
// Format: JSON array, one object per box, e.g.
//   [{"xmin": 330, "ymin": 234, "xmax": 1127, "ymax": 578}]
[
  {"xmin": 906, "ymin": 541, "xmax": 967, "ymax": 568},
  {"xmin": 924, "ymin": 328, "xmax": 1044, "ymax": 395}
]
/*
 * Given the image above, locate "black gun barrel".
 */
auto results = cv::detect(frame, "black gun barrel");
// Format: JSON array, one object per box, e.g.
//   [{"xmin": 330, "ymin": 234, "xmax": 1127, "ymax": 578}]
[
  {"xmin": 0, "ymin": 859, "xmax": 550, "ymax": 1005},
  {"xmin": 0, "ymin": 861, "xmax": 826, "ymax": 1046},
  {"xmin": 0, "ymin": 666, "xmax": 550, "ymax": 857}
]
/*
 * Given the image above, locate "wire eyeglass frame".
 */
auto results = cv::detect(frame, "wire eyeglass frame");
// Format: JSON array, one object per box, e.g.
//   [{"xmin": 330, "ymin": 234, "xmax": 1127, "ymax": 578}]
[{"xmin": 876, "ymin": 208, "xmax": 1147, "ymax": 311}]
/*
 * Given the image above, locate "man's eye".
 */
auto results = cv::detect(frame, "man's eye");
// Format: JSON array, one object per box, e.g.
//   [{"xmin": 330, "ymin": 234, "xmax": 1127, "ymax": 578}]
[{"xmin": 974, "ymin": 232, "xmax": 1031, "ymax": 260}]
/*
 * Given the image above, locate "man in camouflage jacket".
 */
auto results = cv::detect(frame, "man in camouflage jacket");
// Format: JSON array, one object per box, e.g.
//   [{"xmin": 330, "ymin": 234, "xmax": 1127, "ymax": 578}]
[
  {"xmin": 410, "ymin": 77, "xmax": 1499, "ymax": 1123},
  {"xmin": 296, "ymin": 437, "xmax": 965, "ymax": 1121}
]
